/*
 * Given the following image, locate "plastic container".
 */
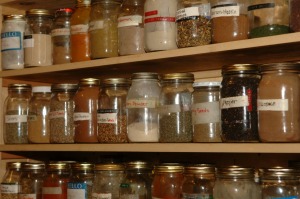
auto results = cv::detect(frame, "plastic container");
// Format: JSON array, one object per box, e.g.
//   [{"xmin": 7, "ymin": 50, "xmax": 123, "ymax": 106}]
[{"xmin": 1, "ymin": 162, "xmax": 22, "ymax": 199}]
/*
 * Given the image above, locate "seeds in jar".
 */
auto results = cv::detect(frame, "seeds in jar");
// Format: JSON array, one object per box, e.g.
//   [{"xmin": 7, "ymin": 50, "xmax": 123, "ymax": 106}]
[{"xmin": 4, "ymin": 111, "xmax": 28, "ymax": 144}]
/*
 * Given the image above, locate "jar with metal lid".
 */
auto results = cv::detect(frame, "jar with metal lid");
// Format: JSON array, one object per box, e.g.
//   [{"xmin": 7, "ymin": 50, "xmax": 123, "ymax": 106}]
[
  {"xmin": 89, "ymin": 0, "xmax": 122, "ymax": 59},
  {"xmin": 92, "ymin": 163, "xmax": 125, "ymax": 199},
  {"xmin": 4, "ymin": 84, "xmax": 32, "ymax": 144},
  {"xmin": 159, "ymin": 73, "xmax": 194, "ymax": 143},
  {"xmin": 98, "ymin": 78, "xmax": 131, "ymax": 143},
  {"xmin": 74, "ymin": 78, "xmax": 100, "ymax": 143},
  {"xmin": 1, "ymin": 162, "xmax": 22, "ymax": 199},
  {"xmin": 19, "ymin": 163, "xmax": 45, "ymax": 199},
  {"xmin": 192, "ymin": 82, "xmax": 221, "ymax": 142},
  {"xmin": 176, "ymin": 0, "xmax": 211, "ymax": 48},
  {"xmin": 1, "ymin": 14, "xmax": 26, "ymax": 70},
  {"xmin": 152, "ymin": 163, "xmax": 184, "ymax": 199},
  {"xmin": 182, "ymin": 164, "xmax": 215, "ymax": 199},
  {"xmin": 290, "ymin": 0, "xmax": 300, "ymax": 32},
  {"xmin": 258, "ymin": 63, "xmax": 300, "ymax": 142},
  {"xmin": 126, "ymin": 72, "xmax": 161, "ymax": 142},
  {"xmin": 220, "ymin": 64, "xmax": 260, "ymax": 142},
  {"xmin": 52, "ymin": 8, "xmax": 73, "ymax": 64},
  {"xmin": 24, "ymin": 9, "xmax": 53, "ymax": 67},
  {"xmin": 49, "ymin": 83, "xmax": 78, "ymax": 143}
]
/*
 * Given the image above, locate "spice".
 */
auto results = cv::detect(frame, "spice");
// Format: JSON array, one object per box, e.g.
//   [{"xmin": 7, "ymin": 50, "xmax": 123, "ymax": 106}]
[
  {"xmin": 1, "ymin": 162, "xmax": 22, "ymax": 199},
  {"xmin": 98, "ymin": 115, "xmax": 127, "ymax": 143},
  {"xmin": 249, "ymin": 24, "xmax": 290, "ymax": 38},
  {"xmin": 127, "ymin": 122, "xmax": 159, "ymax": 142},
  {"xmin": 290, "ymin": 0, "xmax": 300, "ymax": 32}
]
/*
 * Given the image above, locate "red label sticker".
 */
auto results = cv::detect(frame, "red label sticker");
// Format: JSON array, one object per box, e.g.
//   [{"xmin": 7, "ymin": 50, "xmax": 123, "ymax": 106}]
[
  {"xmin": 145, "ymin": 10, "xmax": 158, "ymax": 16},
  {"xmin": 145, "ymin": 17, "xmax": 176, "ymax": 23},
  {"xmin": 247, "ymin": 89, "xmax": 252, "ymax": 111}
]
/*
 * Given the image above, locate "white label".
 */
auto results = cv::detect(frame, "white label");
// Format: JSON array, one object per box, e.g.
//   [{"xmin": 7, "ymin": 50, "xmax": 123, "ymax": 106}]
[
  {"xmin": 182, "ymin": 193, "xmax": 212, "ymax": 199},
  {"xmin": 74, "ymin": 112, "xmax": 92, "ymax": 121},
  {"xmin": 89, "ymin": 20, "xmax": 104, "ymax": 31},
  {"xmin": 176, "ymin": 7, "xmax": 199, "ymax": 20},
  {"xmin": 67, "ymin": 188, "xmax": 85, "ymax": 199},
  {"xmin": 24, "ymin": 35, "xmax": 34, "ymax": 48},
  {"xmin": 52, "ymin": 28, "xmax": 70, "ymax": 36},
  {"xmin": 19, "ymin": 194, "xmax": 36, "ymax": 199},
  {"xmin": 5, "ymin": 115, "xmax": 27, "ymax": 123},
  {"xmin": 1, "ymin": 184, "xmax": 19, "ymax": 193},
  {"xmin": 49, "ymin": 110, "xmax": 65, "ymax": 119},
  {"xmin": 126, "ymin": 99, "xmax": 157, "ymax": 108},
  {"xmin": 211, "ymin": 5, "xmax": 239, "ymax": 18},
  {"xmin": 92, "ymin": 193, "xmax": 112, "ymax": 199},
  {"xmin": 220, "ymin": 96, "xmax": 249, "ymax": 109},
  {"xmin": 71, "ymin": 24, "xmax": 89, "ymax": 34},
  {"xmin": 118, "ymin": 15, "xmax": 142, "ymax": 27},
  {"xmin": 1, "ymin": 31, "xmax": 22, "ymax": 51},
  {"xmin": 97, "ymin": 113, "xmax": 117, "ymax": 124},
  {"xmin": 43, "ymin": 187, "xmax": 62, "ymax": 194},
  {"xmin": 257, "ymin": 99, "xmax": 289, "ymax": 111},
  {"xmin": 192, "ymin": 101, "xmax": 220, "ymax": 124}
]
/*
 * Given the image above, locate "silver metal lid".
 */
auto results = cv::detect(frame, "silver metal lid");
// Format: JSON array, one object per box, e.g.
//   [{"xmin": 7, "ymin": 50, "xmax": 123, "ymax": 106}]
[
  {"xmin": 51, "ymin": 83, "xmax": 78, "ymax": 92},
  {"xmin": 131, "ymin": 72, "xmax": 159, "ymax": 80},
  {"xmin": 193, "ymin": 81, "xmax": 221, "ymax": 88},
  {"xmin": 8, "ymin": 84, "xmax": 32, "ymax": 91},
  {"xmin": 26, "ymin": 9, "xmax": 54, "ymax": 17}
]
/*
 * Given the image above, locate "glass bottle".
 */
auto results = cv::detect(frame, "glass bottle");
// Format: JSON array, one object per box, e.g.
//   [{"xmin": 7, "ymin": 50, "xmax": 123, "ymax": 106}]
[
  {"xmin": 74, "ymin": 78, "xmax": 100, "ymax": 143},
  {"xmin": 97, "ymin": 78, "xmax": 131, "ymax": 143},
  {"xmin": 159, "ymin": 73, "xmax": 194, "ymax": 143},
  {"xmin": 126, "ymin": 72, "xmax": 161, "ymax": 142},
  {"xmin": 1, "ymin": 162, "xmax": 22, "ymax": 199},
  {"xmin": 290, "ymin": 0, "xmax": 300, "ymax": 32},
  {"xmin": 4, "ymin": 84, "xmax": 32, "ymax": 144}
]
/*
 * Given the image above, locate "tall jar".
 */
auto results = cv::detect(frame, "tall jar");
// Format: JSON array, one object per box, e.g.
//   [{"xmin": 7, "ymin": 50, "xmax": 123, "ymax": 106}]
[
  {"xmin": 24, "ymin": 9, "xmax": 53, "ymax": 67},
  {"xmin": 144, "ymin": 0, "xmax": 178, "ymax": 52},
  {"xmin": 118, "ymin": 0, "xmax": 145, "ymax": 56},
  {"xmin": 210, "ymin": 0, "xmax": 249, "ymax": 43},
  {"xmin": 74, "ymin": 78, "xmax": 100, "ymax": 143},
  {"xmin": 248, "ymin": 0, "xmax": 289, "ymax": 38},
  {"xmin": 290, "ymin": 0, "xmax": 300, "ymax": 32},
  {"xmin": 70, "ymin": 0, "xmax": 91, "ymax": 62},
  {"xmin": 159, "ymin": 73, "xmax": 194, "ymax": 143},
  {"xmin": 52, "ymin": 8, "xmax": 73, "ymax": 64},
  {"xmin": 4, "ymin": 84, "xmax": 32, "ymax": 144},
  {"xmin": 49, "ymin": 83, "xmax": 78, "ymax": 143},
  {"xmin": 28, "ymin": 86, "xmax": 51, "ymax": 143},
  {"xmin": 92, "ymin": 163, "xmax": 125, "ymax": 199},
  {"xmin": 97, "ymin": 78, "xmax": 130, "ymax": 143},
  {"xmin": 192, "ymin": 82, "xmax": 221, "ymax": 142},
  {"xmin": 1, "ymin": 15, "xmax": 26, "ymax": 70},
  {"xmin": 220, "ymin": 64, "xmax": 260, "ymax": 142},
  {"xmin": 89, "ymin": 0, "xmax": 122, "ymax": 59},
  {"xmin": 126, "ymin": 72, "xmax": 161, "ymax": 142},
  {"xmin": 1, "ymin": 162, "xmax": 22, "ymax": 199},
  {"xmin": 176, "ymin": 0, "xmax": 211, "ymax": 48},
  {"xmin": 258, "ymin": 63, "xmax": 300, "ymax": 142}
]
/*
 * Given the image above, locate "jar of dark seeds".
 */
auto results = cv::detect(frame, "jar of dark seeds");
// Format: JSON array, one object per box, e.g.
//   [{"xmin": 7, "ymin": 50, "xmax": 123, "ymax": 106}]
[
  {"xmin": 159, "ymin": 73, "xmax": 194, "ymax": 143},
  {"xmin": 220, "ymin": 64, "xmax": 260, "ymax": 142},
  {"xmin": 1, "ymin": 162, "xmax": 22, "ymax": 199}
]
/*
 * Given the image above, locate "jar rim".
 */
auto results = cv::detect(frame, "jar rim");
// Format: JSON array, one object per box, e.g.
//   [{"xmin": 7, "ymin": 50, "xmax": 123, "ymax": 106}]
[
  {"xmin": 131, "ymin": 72, "xmax": 159, "ymax": 80},
  {"xmin": 216, "ymin": 165, "xmax": 254, "ymax": 178},
  {"xmin": 161, "ymin": 73, "xmax": 194, "ymax": 81},
  {"xmin": 94, "ymin": 163, "xmax": 125, "ymax": 171},
  {"xmin": 222, "ymin": 64, "xmax": 259, "ymax": 75},
  {"xmin": 154, "ymin": 163, "xmax": 184, "ymax": 173},
  {"xmin": 22, "ymin": 163, "xmax": 45, "ymax": 170},
  {"xmin": 184, "ymin": 164, "xmax": 216, "ymax": 174},
  {"xmin": 26, "ymin": 9, "xmax": 54, "ymax": 17},
  {"xmin": 51, "ymin": 83, "xmax": 78, "ymax": 92},
  {"xmin": 79, "ymin": 78, "xmax": 100, "ymax": 86},
  {"xmin": 102, "ymin": 78, "xmax": 131, "ymax": 86},
  {"xmin": 8, "ymin": 84, "xmax": 32, "ymax": 91},
  {"xmin": 3, "ymin": 14, "xmax": 25, "ymax": 21},
  {"xmin": 260, "ymin": 62, "xmax": 300, "ymax": 73}
]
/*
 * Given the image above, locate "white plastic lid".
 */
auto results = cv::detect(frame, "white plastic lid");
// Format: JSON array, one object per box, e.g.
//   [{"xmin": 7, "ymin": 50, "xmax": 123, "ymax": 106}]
[
  {"xmin": 32, "ymin": 86, "xmax": 51, "ymax": 93},
  {"xmin": 193, "ymin": 82, "xmax": 221, "ymax": 88}
]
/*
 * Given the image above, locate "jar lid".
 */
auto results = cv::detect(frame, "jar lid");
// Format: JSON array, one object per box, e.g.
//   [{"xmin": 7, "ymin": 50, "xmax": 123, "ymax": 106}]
[
  {"xmin": 51, "ymin": 83, "xmax": 78, "ymax": 92},
  {"xmin": 22, "ymin": 162, "xmax": 45, "ymax": 170},
  {"xmin": 102, "ymin": 78, "xmax": 131, "ymax": 86},
  {"xmin": 154, "ymin": 163, "xmax": 184, "ymax": 173},
  {"xmin": 71, "ymin": 162, "xmax": 95, "ymax": 171},
  {"xmin": 125, "ymin": 161, "xmax": 153, "ymax": 170},
  {"xmin": 46, "ymin": 162, "xmax": 71, "ymax": 170},
  {"xmin": 216, "ymin": 165, "xmax": 254, "ymax": 178},
  {"xmin": 26, "ymin": 9, "xmax": 54, "ymax": 17},
  {"xmin": 55, "ymin": 8, "xmax": 73, "ymax": 16},
  {"xmin": 94, "ymin": 163, "xmax": 125, "ymax": 171},
  {"xmin": 79, "ymin": 78, "xmax": 100, "ymax": 86},
  {"xmin": 8, "ymin": 84, "xmax": 32, "ymax": 91},
  {"xmin": 161, "ymin": 73, "xmax": 194, "ymax": 81},
  {"xmin": 260, "ymin": 167, "xmax": 300, "ymax": 178},
  {"xmin": 32, "ymin": 86, "xmax": 51, "ymax": 93},
  {"xmin": 77, "ymin": 0, "xmax": 91, "ymax": 6},
  {"xmin": 131, "ymin": 72, "xmax": 159, "ymax": 80},
  {"xmin": 260, "ymin": 62, "xmax": 300, "ymax": 73},
  {"xmin": 3, "ymin": 14, "xmax": 25, "ymax": 21},
  {"xmin": 193, "ymin": 81, "xmax": 221, "ymax": 88},
  {"xmin": 184, "ymin": 164, "xmax": 216, "ymax": 174},
  {"xmin": 6, "ymin": 162, "xmax": 23, "ymax": 170},
  {"xmin": 92, "ymin": 0, "xmax": 123, "ymax": 4},
  {"xmin": 222, "ymin": 64, "xmax": 259, "ymax": 75}
]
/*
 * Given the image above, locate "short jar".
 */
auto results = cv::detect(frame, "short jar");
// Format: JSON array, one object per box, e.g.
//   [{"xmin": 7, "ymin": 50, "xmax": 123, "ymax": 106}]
[{"xmin": 1, "ymin": 162, "xmax": 22, "ymax": 199}]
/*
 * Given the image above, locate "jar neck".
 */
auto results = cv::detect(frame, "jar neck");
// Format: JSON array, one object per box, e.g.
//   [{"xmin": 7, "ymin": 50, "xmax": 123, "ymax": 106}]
[
  {"xmin": 122, "ymin": 0, "xmax": 144, "ymax": 6},
  {"xmin": 9, "ymin": 90, "xmax": 31, "ymax": 97}
]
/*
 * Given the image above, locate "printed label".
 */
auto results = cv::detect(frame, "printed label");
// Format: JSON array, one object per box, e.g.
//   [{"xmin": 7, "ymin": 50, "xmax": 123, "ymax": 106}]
[
  {"xmin": 71, "ymin": 24, "xmax": 89, "ymax": 34},
  {"xmin": 145, "ymin": 17, "xmax": 176, "ymax": 23},
  {"xmin": 49, "ymin": 110, "xmax": 65, "ymax": 119},
  {"xmin": 211, "ymin": 4, "xmax": 239, "ymax": 18},
  {"xmin": 74, "ymin": 112, "xmax": 92, "ymax": 121},
  {"xmin": 28, "ymin": 115, "xmax": 37, "ymax": 121},
  {"xmin": 19, "ymin": 194, "xmax": 36, "ymax": 199},
  {"xmin": 182, "ymin": 193, "xmax": 213, "ymax": 199},
  {"xmin": 118, "ymin": 15, "xmax": 142, "ymax": 27},
  {"xmin": 192, "ymin": 101, "xmax": 220, "ymax": 124},
  {"xmin": 67, "ymin": 183, "xmax": 86, "ymax": 199},
  {"xmin": 176, "ymin": 4, "xmax": 210, "ymax": 21},
  {"xmin": 126, "ymin": 99, "xmax": 157, "ymax": 108},
  {"xmin": 92, "ymin": 193, "xmax": 112, "ymax": 199},
  {"xmin": 89, "ymin": 20, "xmax": 104, "ymax": 31},
  {"xmin": 159, "ymin": 104, "xmax": 189, "ymax": 114},
  {"xmin": 248, "ymin": 3, "xmax": 275, "ymax": 11},
  {"xmin": 257, "ymin": 99, "xmax": 289, "ymax": 111},
  {"xmin": 220, "ymin": 95, "xmax": 249, "ymax": 109},
  {"xmin": 1, "ymin": 184, "xmax": 19, "ymax": 193},
  {"xmin": 1, "ymin": 31, "xmax": 22, "ymax": 51},
  {"xmin": 24, "ymin": 35, "xmax": 34, "ymax": 48},
  {"xmin": 52, "ymin": 28, "xmax": 70, "ymax": 37},
  {"xmin": 5, "ymin": 115, "xmax": 27, "ymax": 123},
  {"xmin": 42, "ymin": 187, "xmax": 62, "ymax": 194},
  {"xmin": 97, "ymin": 109, "xmax": 118, "ymax": 124}
]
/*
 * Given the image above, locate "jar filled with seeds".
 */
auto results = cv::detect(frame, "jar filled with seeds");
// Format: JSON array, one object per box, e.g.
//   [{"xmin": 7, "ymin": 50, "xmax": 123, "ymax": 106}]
[
  {"xmin": 49, "ymin": 83, "xmax": 78, "ymax": 143},
  {"xmin": 159, "ymin": 73, "xmax": 194, "ymax": 143},
  {"xmin": 290, "ymin": 0, "xmax": 300, "ymax": 32},
  {"xmin": 1, "ymin": 162, "xmax": 22, "ymax": 199},
  {"xmin": 98, "ymin": 78, "xmax": 131, "ymax": 143},
  {"xmin": 4, "ymin": 83, "xmax": 32, "ymax": 144},
  {"xmin": 176, "ymin": 0, "xmax": 211, "ymax": 48}
]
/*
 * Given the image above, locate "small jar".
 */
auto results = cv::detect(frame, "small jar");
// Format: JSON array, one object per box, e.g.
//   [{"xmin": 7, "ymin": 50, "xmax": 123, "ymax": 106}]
[
  {"xmin": 258, "ymin": 63, "xmax": 300, "ymax": 142},
  {"xmin": 89, "ymin": 0, "xmax": 122, "ymax": 59},
  {"xmin": 176, "ymin": 0, "xmax": 211, "ymax": 48},
  {"xmin": 52, "ymin": 8, "xmax": 73, "ymax": 64},
  {"xmin": 210, "ymin": 0, "xmax": 249, "ymax": 43},
  {"xmin": 159, "ymin": 73, "xmax": 194, "ymax": 143},
  {"xmin": 1, "ymin": 162, "xmax": 22, "ymax": 199},
  {"xmin": 192, "ymin": 82, "xmax": 221, "ymax": 142},
  {"xmin": 97, "ymin": 78, "xmax": 130, "ymax": 143},
  {"xmin": 144, "ymin": 0, "xmax": 178, "ymax": 52},
  {"xmin": 92, "ymin": 163, "xmax": 125, "ymax": 199},
  {"xmin": 220, "ymin": 64, "xmax": 260, "ymax": 142},
  {"xmin": 126, "ymin": 73, "xmax": 161, "ymax": 142},
  {"xmin": 74, "ymin": 78, "xmax": 100, "ymax": 143},
  {"xmin": 4, "ymin": 84, "xmax": 32, "ymax": 144},
  {"xmin": 152, "ymin": 163, "xmax": 184, "ymax": 199},
  {"xmin": 1, "ymin": 15, "xmax": 26, "ymax": 70},
  {"xmin": 248, "ymin": 0, "xmax": 289, "ymax": 38},
  {"xmin": 49, "ymin": 83, "xmax": 78, "ymax": 143},
  {"xmin": 290, "ymin": 0, "xmax": 300, "ymax": 32},
  {"xmin": 24, "ymin": 9, "xmax": 53, "ymax": 67}
]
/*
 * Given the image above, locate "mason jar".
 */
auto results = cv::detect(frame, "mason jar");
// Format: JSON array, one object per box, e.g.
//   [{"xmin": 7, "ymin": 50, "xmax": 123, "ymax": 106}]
[{"xmin": 1, "ymin": 162, "xmax": 22, "ymax": 199}]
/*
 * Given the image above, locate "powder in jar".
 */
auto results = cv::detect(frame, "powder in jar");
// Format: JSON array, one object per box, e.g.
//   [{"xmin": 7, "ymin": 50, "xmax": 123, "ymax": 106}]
[
  {"xmin": 118, "ymin": 26, "xmax": 145, "ymax": 55},
  {"xmin": 127, "ymin": 122, "xmax": 159, "ymax": 142}
]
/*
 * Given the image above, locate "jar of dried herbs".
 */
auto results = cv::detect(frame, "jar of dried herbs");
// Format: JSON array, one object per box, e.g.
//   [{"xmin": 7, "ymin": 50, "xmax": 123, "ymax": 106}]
[{"xmin": 1, "ymin": 162, "xmax": 22, "ymax": 199}]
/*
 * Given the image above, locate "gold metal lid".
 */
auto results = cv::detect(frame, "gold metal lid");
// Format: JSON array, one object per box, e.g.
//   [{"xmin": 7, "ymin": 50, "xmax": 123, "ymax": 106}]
[
  {"xmin": 131, "ymin": 72, "xmax": 159, "ymax": 80},
  {"xmin": 3, "ymin": 14, "xmax": 25, "ymax": 21},
  {"xmin": 260, "ymin": 62, "xmax": 300, "ymax": 73},
  {"xmin": 222, "ymin": 64, "xmax": 259, "ymax": 75},
  {"xmin": 125, "ymin": 161, "xmax": 153, "ymax": 170},
  {"xmin": 184, "ymin": 164, "xmax": 215, "ymax": 174},
  {"xmin": 22, "ymin": 162, "xmax": 45, "ymax": 170},
  {"xmin": 51, "ymin": 83, "xmax": 78, "ymax": 92},
  {"xmin": 102, "ymin": 78, "xmax": 131, "ymax": 86},
  {"xmin": 26, "ymin": 9, "xmax": 53, "ymax": 17},
  {"xmin": 46, "ymin": 162, "xmax": 71, "ymax": 170},
  {"xmin": 154, "ymin": 163, "xmax": 184, "ymax": 173},
  {"xmin": 92, "ymin": 0, "xmax": 123, "ymax": 5},
  {"xmin": 216, "ymin": 165, "xmax": 254, "ymax": 178},
  {"xmin": 161, "ymin": 73, "xmax": 194, "ymax": 81},
  {"xmin": 77, "ymin": 0, "xmax": 91, "ymax": 6},
  {"xmin": 6, "ymin": 162, "xmax": 23, "ymax": 170},
  {"xmin": 94, "ymin": 163, "xmax": 125, "ymax": 171},
  {"xmin": 260, "ymin": 166, "xmax": 300, "ymax": 178},
  {"xmin": 79, "ymin": 78, "xmax": 100, "ymax": 86},
  {"xmin": 8, "ymin": 84, "xmax": 32, "ymax": 91},
  {"xmin": 71, "ymin": 162, "xmax": 95, "ymax": 171}
]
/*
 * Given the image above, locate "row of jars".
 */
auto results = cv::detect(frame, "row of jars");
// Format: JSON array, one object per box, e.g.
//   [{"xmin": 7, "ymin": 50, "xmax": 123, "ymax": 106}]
[{"xmin": 2, "ymin": 0, "xmax": 299, "ymax": 70}]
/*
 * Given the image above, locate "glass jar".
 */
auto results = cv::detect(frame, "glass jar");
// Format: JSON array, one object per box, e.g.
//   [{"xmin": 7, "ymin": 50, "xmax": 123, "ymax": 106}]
[
  {"xmin": 152, "ymin": 163, "xmax": 184, "ymax": 199},
  {"xmin": 4, "ymin": 84, "xmax": 32, "ymax": 144},
  {"xmin": 144, "ymin": 0, "xmax": 178, "ymax": 52},
  {"xmin": 89, "ymin": 0, "xmax": 122, "ymax": 59},
  {"xmin": 97, "ymin": 78, "xmax": 131, "ymax": 143},
  {"xmin": 192, "ymin": 82, "xmax": 221, "ymax": 142},
  {"xmin": 92, "ymin": 163, "xmax": 125, "ymax": 199},
  {"xmin": 290, "ymin": 0, "xmax": 300, "ymax": 32},
  {"xmin": 126, "ymin": 72, "xmax": 161, "ymax": 142},
  {"xmin": 248, "ymin": 0, "xmax": 289, "ymax": 38},
  {"xmin": 52, "ymin": 8, "xmax": 73, "ymax": 64},
  {"xmin": 220, "ymin": 64, "xmax": 260, "ymax": 142},
  {"xmin": 49, "ymin": 83, "xmax": 78, "ymax": 143},
  {"xmin": 210, "ymin": 0, "xmax": 249, "ymax": 43},
  {"xmin": 1, "ymin": 14, "xmax": 26, "ymax": 70},
  {"xmin": 159, "ymin": 73, "xmax": 194, "ymax": 143},
  {"xmin": 70, "ymin": 0, "xmax": 91, "ymax": 62},
  {"xmin": 258, "ymin": 63, "xmax": 300, "ymax": 142},
  {"xmin": 74, "ymin": 78, "xmax": 100, "ymax": 143},
  {"xmin": 19, "ymin": 163, "xmax": 45, "ymax": 199},
  {"xmin": 118, "ymin": 0, "xmax": 145, "ymax": 56},
  {"xmin": 28, "ymin": 86, "xmax": 51, "ymax": 143},
  {"xmin": 24, "ymin": 9, "xmax": 53, "ymax": 67},
  {"xmin": 176, "ymin": 0, "xmax": 211, "ymax": 48},
  {"xmin": 1, "ymin": 162, "xmax": 22, "ymax": 199}
]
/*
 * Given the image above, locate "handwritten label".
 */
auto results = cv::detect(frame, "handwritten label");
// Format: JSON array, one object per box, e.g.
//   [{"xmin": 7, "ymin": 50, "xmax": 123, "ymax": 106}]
[
  {"xmin": 257, "ymin": 99, "xmax": 289, "ymax": 111},
  {"xmin": 176, "ymin": 4, "xmax": 210, "ymax": 21},
  {"xmin": 1, "ymin": 184, "xmax": 19, "ymax": 193},
  {"xmin": 192, "ymin": 101, "xmax": 220, "ymax": 124},
  {"xmin": 118, "ymin": 15, "xmax": 142, "ymax": 27},
  {"xmin": 42, "ymin": 187, "xmax": 62, "ymax": 194},
  {"xmin": 1, "ymin": 31, "xmax": 22, "ymax": 51},
  {"xmin": 220, "ymin": 96, "xmax": 249, "ymax": 109},
  {"xmin": 74, "ymin": 112, "xmax": 92, "ymax": 121},
  {"xmin": 97, "ymin": 109, "xmax": 117, "ymax": 124},
  {"xmin": 89, "ymin": 20, "xmax": 104, "ymax": 31},
  {"xmin": 5, "ymin": 115, "xmax": 27, "ymax": 123},
  {"xmin": 126, "ymin": 99, "xmax": 157, "ymax": 108},
  {"xmin": 92, "ymin": 193, "xmax": 112, "ymax": 199},
  {"xmin": 52, "ymin": 28, "xmax": 70, "ymax": 37},
  {"xmin": 71, "ymin": 24, "xmax": 89, "ymax": 34},
  {"xmin": 49, "ymin": 110, "xmax": 65, "ymax": 119},
  {"xmin": 211, "ymin": 4, "xmax": 239, "ymax": 18}
]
